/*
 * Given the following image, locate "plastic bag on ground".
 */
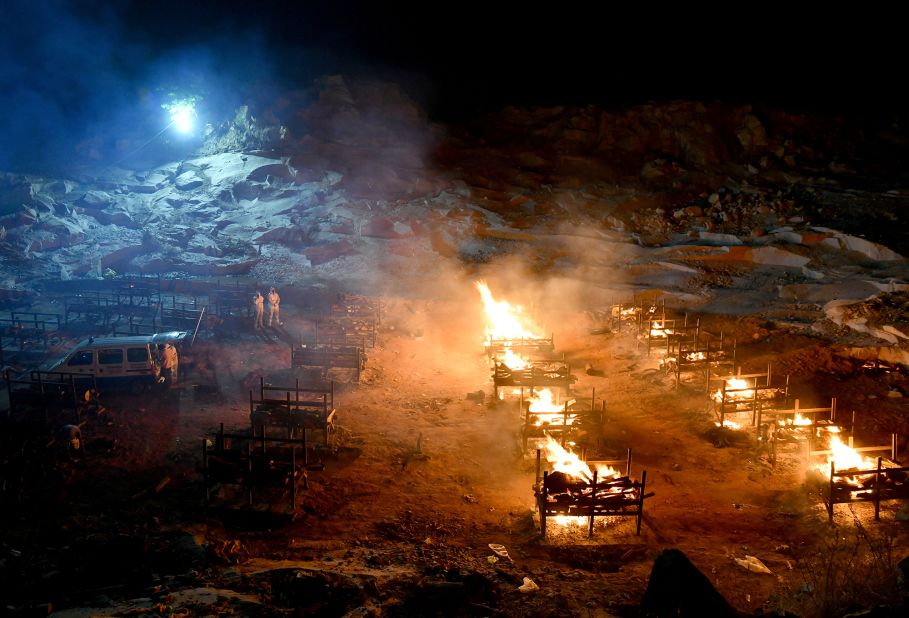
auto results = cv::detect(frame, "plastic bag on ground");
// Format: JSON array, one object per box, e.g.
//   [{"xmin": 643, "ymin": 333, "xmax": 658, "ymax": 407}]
[
  {"xmin": 734, "ymin": 555, "xmax": 773, "ymax": 575},
  {"xmin": 518, "ymin": 577, "xmax": 539, "ymax": 593}
]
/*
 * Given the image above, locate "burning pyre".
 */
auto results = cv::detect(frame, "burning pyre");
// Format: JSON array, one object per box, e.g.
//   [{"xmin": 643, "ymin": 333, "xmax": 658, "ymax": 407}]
[
  {"xmin": 813, "ymin": 428, "xmax": 884, "ymax": 483},
  {"xmin": 536, "ymin": 435, "xmax": 648, "ymax": 533},
  {"xmin": 527, "ymin": 389, "xmax": 576, "ymax": 427},
  {"xmin": 712, "ymin": 377, "xmax": 755, "ymax": 403},
  {"xmin": 541, "ymin": 434, "xmax": 618, "ymax": 482},
  {"xmin": 475, "ymin": 280, "xmax": 544, "ymax": 348}
]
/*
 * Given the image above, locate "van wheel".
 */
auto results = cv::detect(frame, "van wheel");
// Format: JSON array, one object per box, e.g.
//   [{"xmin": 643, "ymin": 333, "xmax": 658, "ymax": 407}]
[{"xmin": 130, "ymin": 381, "xmax": 147, "ymax": 395}]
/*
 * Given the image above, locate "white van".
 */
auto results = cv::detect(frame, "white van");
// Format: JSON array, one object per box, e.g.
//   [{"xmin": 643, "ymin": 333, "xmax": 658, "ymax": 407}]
[{"xmin": 40, "ymin": 331, "xmax": 188, "ymax": 393}]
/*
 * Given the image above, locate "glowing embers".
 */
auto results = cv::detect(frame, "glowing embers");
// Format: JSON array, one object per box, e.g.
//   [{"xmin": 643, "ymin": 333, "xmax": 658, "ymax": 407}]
[
  {"xmin": 638, "ymin": 312, "xmax": 700, "ymax": 358},
  {"xmin": 492, "ymin": 356, "xmax": 575, "ymax": 399},
  {"xmin": 475, "ymin": 281, "xmax": 554, "ymax": 359},
  {"xmin": 781, "ymin": 413, "xmax": 814, "ymax": 427},
  {"xmin": 533, "ymin": 440, "xmax": 650, "ymax": 538},
  {"xmin": 709, "ymin": 365, "xmax": 789, "ymax": 429},
  {"xmin": 712, "ymin": 377, "xmax": 755, "ymax": 403}
]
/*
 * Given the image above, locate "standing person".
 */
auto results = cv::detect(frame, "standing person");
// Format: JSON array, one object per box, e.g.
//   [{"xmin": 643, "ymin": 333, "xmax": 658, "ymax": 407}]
[
  {"xmin": 165, "ymin": 343, "xmax": 179, "ymax": 383},
  {"xmin": 159, "ymin": 343, "xmax": 178, "ymax": 387},
  {"xmin": 252, "ymin": 291, "xmax": 265, "ymax": 330},
  {"xmin": 267, "ymin": 287, "xmax": 282, "ymax": 327}
]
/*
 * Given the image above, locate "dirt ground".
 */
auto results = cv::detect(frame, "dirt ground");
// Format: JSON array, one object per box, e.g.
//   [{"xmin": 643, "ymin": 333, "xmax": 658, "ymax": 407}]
[{"xmin": 3, "ymin": 288, "xmax": 909, "ymax": 617}]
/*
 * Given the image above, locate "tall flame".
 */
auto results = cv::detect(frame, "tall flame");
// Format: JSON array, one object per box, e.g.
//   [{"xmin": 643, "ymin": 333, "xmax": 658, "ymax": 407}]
[
  {"xmin": 816, "ymin": 434, "xmax": 877, "ymax": 477},
  {"xmin": 543, "ymin": 434, "xmax": 619, "ymax": 482},
  {"xmin": 528, "ymin": 389, "xmax": 577, "ymax": 426},
  {"xmin": 475, "ymin": 280, "xmax": 543, "ymax": 344}
]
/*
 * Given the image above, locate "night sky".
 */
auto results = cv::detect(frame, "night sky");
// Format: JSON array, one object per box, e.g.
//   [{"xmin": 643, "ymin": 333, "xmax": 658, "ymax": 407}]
[{"xmin": 0, "ymin": 0, "xmax": 903, "ymax": 171}]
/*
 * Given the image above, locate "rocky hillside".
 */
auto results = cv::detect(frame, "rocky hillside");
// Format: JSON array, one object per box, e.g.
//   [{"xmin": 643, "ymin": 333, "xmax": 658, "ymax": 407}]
[{"xmin": 2, "ymin": 76, "xmax": 909, "ymax": 348}]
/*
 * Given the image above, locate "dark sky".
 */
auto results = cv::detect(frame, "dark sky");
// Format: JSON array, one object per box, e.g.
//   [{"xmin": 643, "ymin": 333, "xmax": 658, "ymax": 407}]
[{"xmin": 0, "ymin": 0, "xmax": 903, "ymax": 172}]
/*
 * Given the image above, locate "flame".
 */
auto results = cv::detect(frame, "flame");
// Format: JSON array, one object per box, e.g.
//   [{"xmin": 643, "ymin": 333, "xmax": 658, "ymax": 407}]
[
  {"xmin": 498, "ymin": 349, "xmax": 528, "ymax": 369},
  {"xmin": 476, "ymin": 281, "xmax": 543, "ymax": 345},
  {"xmin": 779, "ymin": 413, "xmax": 813, "ymax": 427},
  {"xmin": 542, "ymin": 434, "xmax": 619, "ymax": 482},
  {"xmin": 816, "ymin": 434, "xmax": 877, "ymax": 478},
  {"xmin": 712, "ymin": 377, "xmax": 755, "ymax": 402},
  {"xmin": 649, "ymin": 321, "xmax": 669, "ymax": 338},
  {"xmin": 684, "ymin": 351, "xmax": 706, "ymax": 361},
  {"xmin": 715, "ymin": 419, "xmax": 742, "ymax": 430},
  {"xmin": 528, "ymin": 389, "xmax": 577, "ymax": 426},
  {"xmin": 528, "ymin": 389, "xmax": 566, "ymax": 412}
]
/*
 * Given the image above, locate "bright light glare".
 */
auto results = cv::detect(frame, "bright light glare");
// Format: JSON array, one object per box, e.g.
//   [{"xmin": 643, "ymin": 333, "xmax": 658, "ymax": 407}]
[{"xmin": 170, "ymin": 103, "xmax": 195, "ymax": 133}]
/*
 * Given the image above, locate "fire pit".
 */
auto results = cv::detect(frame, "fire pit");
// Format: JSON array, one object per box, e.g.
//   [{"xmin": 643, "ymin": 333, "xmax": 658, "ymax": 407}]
[
  {"xmin": 202, "ymin": 424, "xmax": 309, "ymax": 513},
  {"xmin": 661, "ymin": 331, "xmax": 736, "ymax": 389},
  {"xmin": 754, "ymin": 398, "xmax": 837, "ymax": 463},
  {"xmin": 331, "ymin": 293, "xmax": 383, "ymax": 324},
  {"xmin": 521, "ymin": 388, "xmax": 604, "ymax": 450},
  {"xmin": 807, "ymin": 429, "xmax": 907, "ymax": 520},
  {"xmin": 709, "ymin": 365, "xmax": 790, "ymax": 428},
  {"xmin": 249, "ymin": 376, "xmax": 336, "ymax": 447},
  {"xmin": 639, "ymin": 314, "xmax": 699, "ymax": 358},
  {"xmin": 475, "ymin": 280, "xmax": 553, "ymax": 357},
  {"xmin": 534, "ymin": 436, "xmax": 650, "ymax": 538},
  {"xmin": 492, "ymin": 356, "xmax": 575, "ymax": 399}
]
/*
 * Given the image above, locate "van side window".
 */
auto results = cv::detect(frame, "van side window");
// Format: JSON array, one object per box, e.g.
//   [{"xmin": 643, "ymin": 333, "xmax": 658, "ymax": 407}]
[
  {"xmin": 127, "ymin": 348, "xmax": 148, "ymax": 363},
  {"xmin": 67, "ymin": 351, "xmax": 94, "ymax": 366},
  {"xmin": 99, "ymin": 349, "xmax": 124, "ymax": 364}
]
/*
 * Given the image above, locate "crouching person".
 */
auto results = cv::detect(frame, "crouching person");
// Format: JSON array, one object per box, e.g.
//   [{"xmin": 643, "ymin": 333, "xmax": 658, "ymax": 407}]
[{"xmin": 57, "ymin": 424, "xmax": 84, "ymax": 460}]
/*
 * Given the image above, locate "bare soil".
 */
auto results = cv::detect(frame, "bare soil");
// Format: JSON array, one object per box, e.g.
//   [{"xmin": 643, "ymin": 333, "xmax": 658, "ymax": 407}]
[{"xmin": 2, "ymin": 291, "xmax": 909, "ymax": 617}]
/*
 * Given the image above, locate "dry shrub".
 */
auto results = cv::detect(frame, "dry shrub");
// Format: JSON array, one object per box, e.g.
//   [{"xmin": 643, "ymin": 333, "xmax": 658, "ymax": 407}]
[{"xmin": 768, "ymin": 511, "xmax": 903, "ymax": 617}]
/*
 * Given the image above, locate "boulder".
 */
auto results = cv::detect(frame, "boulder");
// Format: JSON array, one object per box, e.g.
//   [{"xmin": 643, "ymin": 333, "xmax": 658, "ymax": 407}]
[
  {"xmin": 247, "ymin": 163, "xmax": 295, "ymax": 183},
  {"xmin": 233, "ymin": 181, "xmax": 266, "ymax": 201},
  {"xmin": 696, "ymin": 232, "xmax": 743, "ymax": 246},
  {"xmin": 75, "ymin": 190, "xmax": 113, "ymax": 210},
  {"xmin": 304, "ymin": 240, "xmax": 359, "ymax": 266},
  {"xmin": 186, "ymin": 234, "xmax": 224, "ymax": 257},
  {"xmin": 175, "ymin": 171, "xmax": 205, "ymax": 191},
  {"xmin": 362, "ymin": 216, "xmax": 412, "ymax": 239},
  {"xmin": 329, "ymin": 217, "xmax": 356, "ymax": 235},
  {"xmin": 820, "ymin": 233, "xmax": 903, "ymax": 261},
  {"xmin": 735, "ymin": 113, "xmax": 769, "ymax": 150},
  {"xmin": 101, "ymin": 244, "xmax": 149, "ymax": 268},
  {"xmin": 779, "ymin": 282, "xmax": 892, "ymax": 303}
]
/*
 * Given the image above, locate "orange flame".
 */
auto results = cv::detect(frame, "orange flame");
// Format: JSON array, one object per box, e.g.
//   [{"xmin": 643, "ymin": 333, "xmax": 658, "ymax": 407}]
[
  {"xmin": 528, "ymin": 389, "xmax": 577, "ymax": 426},
  {"xmin": 498, "ymin": 349, "xmax": 528, "ymax": 370},
  {"xmin": 649, "ymin": 321, "xmax": 669, "ymax": 338},
  {"xmin": 816, "ymin": 434, "xmax": 877, "ymax": 479},
  {"xmin": 779, "ymin": 413, "xmax": 813, "ymax": 427},
  {"xmin": 542, "ymin": 434, "xmax": 619, "ymax": 482},
  {"xmin": 712, "ymin": 377, "xmax": 755, "ymax": 403},
  {"xmin": 475, "ymin": 280, "xmax": 543, "ymax": 345}
]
